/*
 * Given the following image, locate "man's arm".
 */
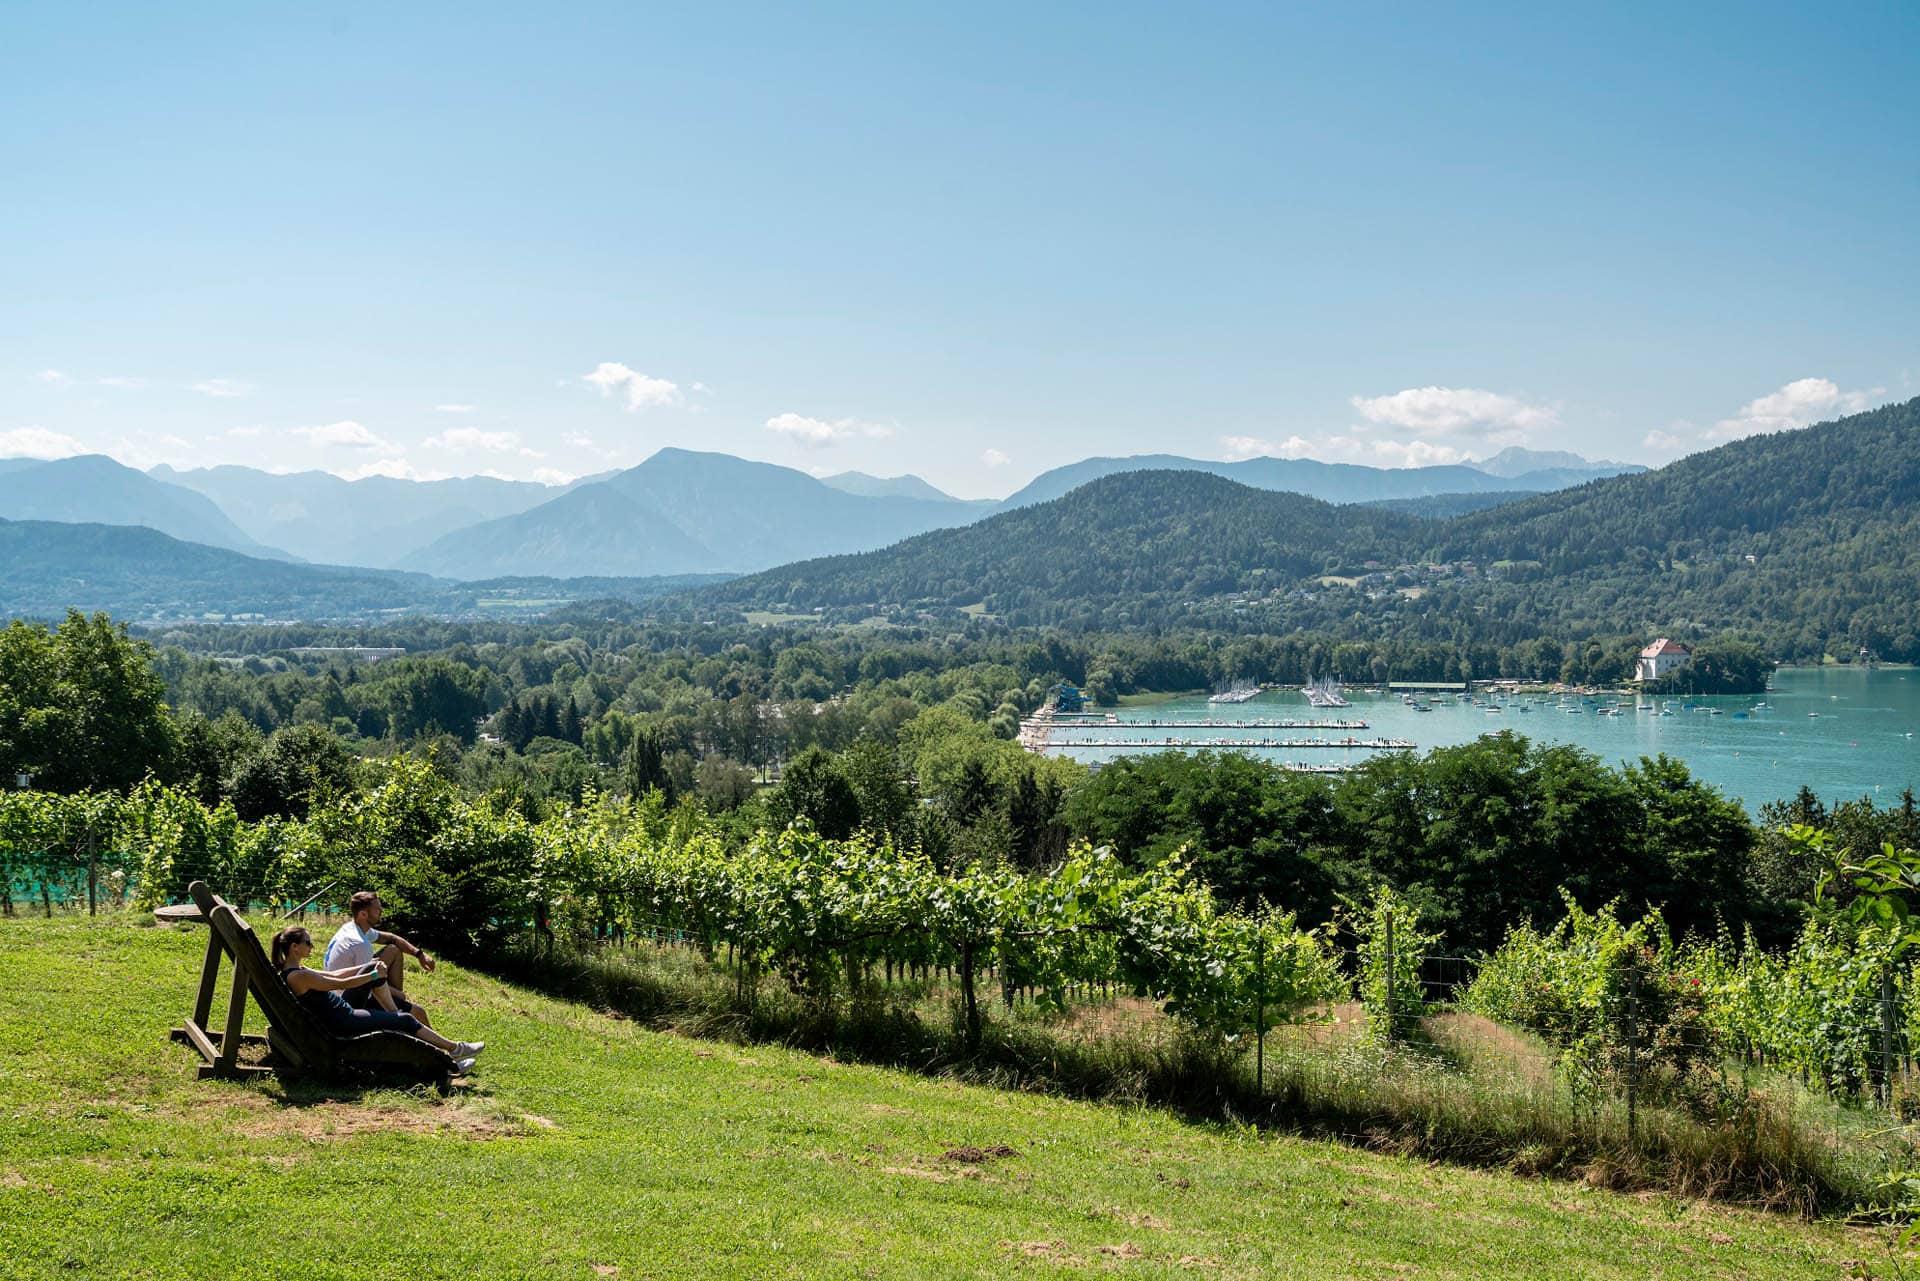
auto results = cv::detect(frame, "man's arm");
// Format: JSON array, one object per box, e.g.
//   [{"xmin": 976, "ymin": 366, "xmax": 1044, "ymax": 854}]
[{"xmin": 374, "ymin": 929, "xmax": 437, "ymax": 972}]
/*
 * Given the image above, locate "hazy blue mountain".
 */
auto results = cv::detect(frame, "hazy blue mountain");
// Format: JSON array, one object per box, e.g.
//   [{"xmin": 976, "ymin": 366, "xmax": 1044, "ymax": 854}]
[
  {"xmin": 817, "ymin": 470, "xmax": 991, "ymax": 508},
  {"xmin": 996, "ymin": 453, "xmax": 1640, "ymax": 511},
  {"xmin": 1467, "ymin": 446, "xmax": 1619, "ymax": 478},
  {"xmin": 0, "ymin": 517, "xmax": 728, "ymax": 622},
  {"xmin": 150, "ymin": 464, "xmax": 563, "ymax": 567},
  {"xmin": 402, "ymin": 449, "xmax": 990, "ymax": 579},
  {"xmin": 0, "ymin": 455, "xmax": 289, "ymax": 558}
]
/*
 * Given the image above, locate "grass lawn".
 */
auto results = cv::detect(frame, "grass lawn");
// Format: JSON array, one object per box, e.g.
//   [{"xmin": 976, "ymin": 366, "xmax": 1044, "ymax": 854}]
[{"xmin": 0, "ymin": 914, "xmax": 1890, "ymax": 1280}]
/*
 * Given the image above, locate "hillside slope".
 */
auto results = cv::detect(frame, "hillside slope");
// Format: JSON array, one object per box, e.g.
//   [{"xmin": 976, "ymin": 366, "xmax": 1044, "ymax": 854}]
[
  {"xmin": 0, "ymin": 519, "xmax": 720, "ymax": 621},
  {"xmin": 0, "ymin": 914, "xmax": 1857, "ymax": 1280},
  {"xmin": 701, "ymin": 470, "xmax": 1421, "ymax": 623},
  {"xmin": 0, "ymin": 518, "xmax": 443, "ymax": 619}
]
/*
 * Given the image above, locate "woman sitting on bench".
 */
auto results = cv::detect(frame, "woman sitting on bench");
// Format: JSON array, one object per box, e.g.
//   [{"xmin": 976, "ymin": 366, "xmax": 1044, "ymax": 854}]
[{"xmin": 270, "ymin": 926, "xmax": 484, "ymax": 1069}]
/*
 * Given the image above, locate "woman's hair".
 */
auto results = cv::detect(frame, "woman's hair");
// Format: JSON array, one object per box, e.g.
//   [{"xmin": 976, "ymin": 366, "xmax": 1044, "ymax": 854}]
[{"xmin": 270, "ymin": 926, "xmax": 311, "ymax": 969}]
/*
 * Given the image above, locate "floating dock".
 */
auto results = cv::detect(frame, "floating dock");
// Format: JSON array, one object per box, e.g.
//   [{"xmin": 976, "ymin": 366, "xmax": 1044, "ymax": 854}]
[
  {"xmin": 1043, "ymin": 736, "xmax": 1413, "ymax": 751},
  {"xmin": 1048, "ymin": 715, "xmax": 1370, "ymax": 730}
]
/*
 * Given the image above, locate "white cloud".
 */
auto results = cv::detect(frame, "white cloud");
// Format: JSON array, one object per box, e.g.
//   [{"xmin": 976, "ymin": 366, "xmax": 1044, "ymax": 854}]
[
  {"xmin": 563, "ymin": 432, "xmax": 596, "ymax": 448},
  {"xmin": 224, "ymin": 425, "xmax": 264, "ymax": 438},
  {"xmin": 981, "ymin": 448, "xmax": 1010, "ymax": 467},
  {"xmin": 336, "ymin": 457, "xmax": 444, "ymax": 481},
  {"xmin": 765, "ymin": 412, "xmax": 894, "ymax": 448},
  {"xmin": 531, "ymin": 467, "xmax": 575, "ymax": 486},
  {"xmin": 106, "ymin": 431, "xmax": 196, "ymax": 469},
  {"xmin": 192, "ymin": 378, "xmax": 253, "ymax": 398},
  {"xmin": 96, "ymin": 375, "xmax": 147, "ymax": 389},
  {"xmin": 36, "ymin": 369, "xmax": 71, "ymax": 385},
  {"xmin": 1365, "ymin": 438, "xmax": 1472, "ymax": 468},
  {"xmin": 0, "ymin": 425, "xmax": 84, "ymax": 459},
  {"xmin": 1214, "ymin": 432, "xmax": 1474, "ymax": 469},
  {"xmin": 582, "ymin": 361, "xmax": 683, "ymax": 410},
  {"xmin": 1643, "ymin": 428, "xmax": 1684, "ymax": 452},
  {"xmin": 1349, "ymin": 386, "xmax": 1558, "ymax": 437},
  {"xmin": 691, "ymin": 382, "xmax": 711, "ymax": 394},
  {"xmin": 433, "ymin": 403, "xmax": 476, "ymax": 414},
  {"xmin": 1704, "ymin": 377, "xmax": 1885, "ymax": 442},
  {"xmin": 1220, "ymin": 434, "xmax": 1312, "ymax": 462},
  {"xmin": 293, "ymin": 420, "xmax": 397, "ymax": 452}
]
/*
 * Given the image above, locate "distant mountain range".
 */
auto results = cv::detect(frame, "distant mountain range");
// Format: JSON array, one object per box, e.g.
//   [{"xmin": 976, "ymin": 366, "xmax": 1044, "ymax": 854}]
[
  {"xmin": 0, "ymin": 455, "xmax": 289, "ymax": 559},
  {"xmin": 0, "ymin": 441, "xmax": 1637, "ymax": 590},
  {"xmin": 997, "ymin": 452, "xmax": 1638, "ymax": 511},
  {"xmin": 817, "ymin": 470, "xmax": 991, "ymax": 507},
  {"xmin": 398, "ymin": 449, "xmax": 1000, "ymax": 579},
  {"xmin": 684, "ymin": 397, "xmax": 1920, "ymax": 652},
  {"xmin": 150, "ymin": 464, "xmax": 570, "ymax": 568},
  {"xmin": 6, "ymin": 398, "xmax": 1914, "ymax": 651}
]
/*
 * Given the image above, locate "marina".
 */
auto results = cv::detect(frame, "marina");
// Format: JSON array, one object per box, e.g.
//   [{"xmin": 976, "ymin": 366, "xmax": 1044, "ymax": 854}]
[{"xmin": 1027, "ymin": 666, "xmax": 1920, "ymax": 812}]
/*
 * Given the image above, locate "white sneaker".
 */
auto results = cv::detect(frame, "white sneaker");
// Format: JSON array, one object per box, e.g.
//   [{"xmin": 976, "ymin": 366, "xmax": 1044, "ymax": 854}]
[
  {"xmin": 453, "ymin": 1040, "xmax": 485, "ymax": 1058},
  {"xmin": 452, "ymin": 1056, "xmax": 477, "ymax": 1075}
]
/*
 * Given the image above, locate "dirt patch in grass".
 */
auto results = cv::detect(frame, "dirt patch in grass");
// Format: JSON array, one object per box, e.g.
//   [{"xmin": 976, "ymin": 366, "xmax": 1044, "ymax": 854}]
[
  {"xmin": 943, "ymin": 1143, "xmax": 1019, "ymax": 1162},
  {"xmin": 1005, "ymin": 1239, "xmax": 1086, "ymax": 1265},
  {"xmin": 212, "ymin": 1093, "xmax": 551, "ymax": 1141}
]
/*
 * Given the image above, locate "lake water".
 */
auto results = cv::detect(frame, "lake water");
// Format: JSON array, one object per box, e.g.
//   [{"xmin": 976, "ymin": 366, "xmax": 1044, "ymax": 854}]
[{"xmin": 1045, "ymin": 666, "xmax": 1920, "ymax": 815}]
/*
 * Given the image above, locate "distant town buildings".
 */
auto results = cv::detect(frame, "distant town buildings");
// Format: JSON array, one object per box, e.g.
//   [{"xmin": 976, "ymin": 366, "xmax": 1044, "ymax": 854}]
[
  {"xmin": 1635, "ymin": 638, "xmax": 1692, "ymax": 683},
  {"xmin": 288, "ymin": 646, "xmax": 407, "ymax": 663}
]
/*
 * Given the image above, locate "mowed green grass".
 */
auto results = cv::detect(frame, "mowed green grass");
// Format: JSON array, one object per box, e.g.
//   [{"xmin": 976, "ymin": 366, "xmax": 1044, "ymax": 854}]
[{"xmin": 0, "ymin": 915, "xmax": 1885, "ymax": 1280}]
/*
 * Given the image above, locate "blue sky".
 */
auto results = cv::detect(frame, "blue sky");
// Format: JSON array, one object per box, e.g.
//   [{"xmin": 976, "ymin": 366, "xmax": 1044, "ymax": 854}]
[{"xmin": 3, "ymin": 2, "xmax": 1915, "ymax": 497}]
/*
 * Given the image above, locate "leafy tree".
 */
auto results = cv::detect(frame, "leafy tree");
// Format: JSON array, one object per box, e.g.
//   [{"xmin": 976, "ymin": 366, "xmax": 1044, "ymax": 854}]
[
  {"xmin": 763, "ymin": 745, "xmax": 860, "ymax": 840},
  {"xmin": 621, "ymin": 723, "xmax": 676, "ymax": 804},
  {"xmin": 0, "ymin": 611, "xmax": 178, "ymax": 793},
  {"xmin": 229, "ymin": 724, "xmax": 356, "ymax": 822}
]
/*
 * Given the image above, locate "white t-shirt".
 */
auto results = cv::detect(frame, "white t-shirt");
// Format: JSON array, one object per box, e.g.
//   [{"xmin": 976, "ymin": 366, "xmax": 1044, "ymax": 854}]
[{"xmin": 325, "ymin": 920, "xmax": 381, "ymax": 971}]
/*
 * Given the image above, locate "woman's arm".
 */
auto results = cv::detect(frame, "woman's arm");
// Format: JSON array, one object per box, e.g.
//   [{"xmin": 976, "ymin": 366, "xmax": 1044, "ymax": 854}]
[{"xmin": 285, "ymin": 966, "xmax": 381, "ymax": 993}]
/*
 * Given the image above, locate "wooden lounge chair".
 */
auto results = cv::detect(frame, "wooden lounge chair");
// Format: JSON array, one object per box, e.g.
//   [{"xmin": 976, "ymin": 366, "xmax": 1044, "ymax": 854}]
[{"xmin": 169, "ymin": 880, "xmax": 458, "ymax": 1088}]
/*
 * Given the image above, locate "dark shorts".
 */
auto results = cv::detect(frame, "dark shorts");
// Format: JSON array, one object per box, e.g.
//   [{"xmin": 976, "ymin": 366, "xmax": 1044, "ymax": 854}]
[{"xmin": 344, "ymin": 977, "xmax": 415, "ymax": 1014}]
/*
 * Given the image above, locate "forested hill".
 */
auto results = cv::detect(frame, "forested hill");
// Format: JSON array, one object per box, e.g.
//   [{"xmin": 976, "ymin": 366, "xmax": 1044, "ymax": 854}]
[
  {"xmin": 0, "ymin": 519, "xmax": 726, "ymax": 622},
  {"xmin": 1434, "ymin": 397, "xmax": 1920, "ymax": 570},
  {"xmin": 696, "ymin": 471, "xmax": 1423, "ymax": 623},
  {"xmin": 688, "ymin": 397, "xmax": 1920, "ymax": 658}
]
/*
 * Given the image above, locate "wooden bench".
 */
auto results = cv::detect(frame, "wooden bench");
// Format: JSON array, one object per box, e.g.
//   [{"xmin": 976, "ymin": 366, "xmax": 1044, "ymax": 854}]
[{"xmin": 169, "ymin": 880, "xmax": 458, "ymax": 1089}]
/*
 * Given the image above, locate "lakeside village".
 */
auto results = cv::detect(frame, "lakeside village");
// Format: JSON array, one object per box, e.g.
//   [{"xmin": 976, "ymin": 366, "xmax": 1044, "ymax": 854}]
[{"xmin": 1018, "ymin": 638, "xmax": 1751, "ymax": 770}]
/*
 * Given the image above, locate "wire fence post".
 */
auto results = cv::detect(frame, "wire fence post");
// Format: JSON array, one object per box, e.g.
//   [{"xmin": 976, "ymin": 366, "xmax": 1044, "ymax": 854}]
[
  {"xmin": 1881, "ymin": 966, "xmax": 1898, "ymax": 1110},
  {"xmin": 1383, "ymin": 910, "xmax": 1396, "ymax": 1047},
  {"xmin": 1625, "ymin": 963, "xmax": 1640, "ymax": 1145}
]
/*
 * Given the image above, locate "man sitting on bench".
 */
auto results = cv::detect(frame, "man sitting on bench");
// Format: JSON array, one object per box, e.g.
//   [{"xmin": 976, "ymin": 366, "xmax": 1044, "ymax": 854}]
[{"xmin": 325, "ymin": 891, "xmax": 446, "ymax": 1037}]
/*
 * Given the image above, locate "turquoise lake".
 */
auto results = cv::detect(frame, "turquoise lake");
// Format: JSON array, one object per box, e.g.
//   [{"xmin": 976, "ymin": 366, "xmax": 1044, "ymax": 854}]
[{"xmin": 1045, "ymin": 666, "xmax": 1920, "ymax": 815}]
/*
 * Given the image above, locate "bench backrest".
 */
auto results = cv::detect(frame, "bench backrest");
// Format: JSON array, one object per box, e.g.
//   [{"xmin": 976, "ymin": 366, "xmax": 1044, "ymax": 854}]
[{"xmin": 190, "ymin": 881, "xmax": 336, "ymax": 1066}]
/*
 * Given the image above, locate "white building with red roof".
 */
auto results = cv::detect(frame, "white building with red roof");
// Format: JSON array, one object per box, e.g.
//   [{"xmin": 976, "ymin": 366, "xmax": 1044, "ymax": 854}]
[{"xmin": 1635, "ymin": 638, "xmax": 1691, "ymax": 683}]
